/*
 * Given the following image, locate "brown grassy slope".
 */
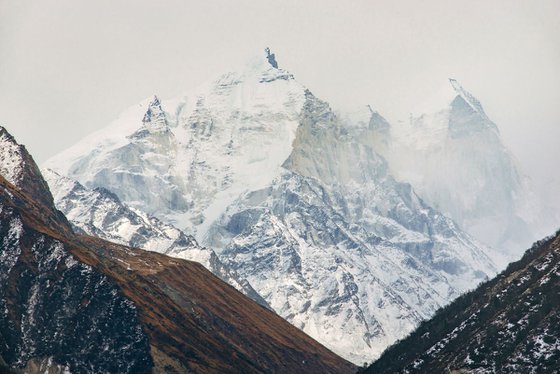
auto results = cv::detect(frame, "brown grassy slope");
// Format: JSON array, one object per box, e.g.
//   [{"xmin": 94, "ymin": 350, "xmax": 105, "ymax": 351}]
[{"xmin": 71, "ymin": 235, "xmax": 355, "ymax": 373}]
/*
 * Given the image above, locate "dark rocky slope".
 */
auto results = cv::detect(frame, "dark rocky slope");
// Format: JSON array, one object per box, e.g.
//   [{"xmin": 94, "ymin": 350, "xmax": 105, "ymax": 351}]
[{"xmin": 365, "ymin": 230, "xmax": 560, "ymax": 373}]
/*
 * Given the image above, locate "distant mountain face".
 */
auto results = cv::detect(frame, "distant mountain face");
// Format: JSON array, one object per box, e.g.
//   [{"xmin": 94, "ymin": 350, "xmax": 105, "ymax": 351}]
[
  {"xmin": 366, "ymin": 79, "xmax": 548, "ymax": 260},
  {"xmin": 366, "ymin": 229, "xmax": 560, "ymax": 373},
  {"xmin": 45, "ymin": 50, "xmax": 497, "ymax": 364},
  {"xmin": 0, "ymin": 126, "xmax": 355, "ymax": 373},
  {"xmin": 42, "ymin": 168, "xmax": 269, "ymax": 308}
]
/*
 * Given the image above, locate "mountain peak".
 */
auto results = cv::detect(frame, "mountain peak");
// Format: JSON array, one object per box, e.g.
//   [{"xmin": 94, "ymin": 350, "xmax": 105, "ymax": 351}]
[
  {"xmin": 0, "ymin": 126, "xmax": 52, "ymax": 198},
  {"xmin": 448, "ymin": 78, "xmax": 488, "ymax": 119},
  {"xmin": 0, "ymin": 126, "xmax": 29, "ymax": 188},
  {"xmin": 231, "ymin": 47, "xmax": 294, "ymax": 83},
  {"xmin": 448, "ymin": 77, "xmax": 461, "ymax": 91},
  {"xmin": 0, "ymin": 126, "xmax": 72, "ymax": 234},
  {"xmin": 265, "ymin": 47, "xmax": 278, "ymax": 68},
  {"xmin": 150, "ymin": 94, "xmax": 161, "ymax": 107},
  {"xmin": 142, "ymin": 95, "xmax": 167, "ymax": 125}
]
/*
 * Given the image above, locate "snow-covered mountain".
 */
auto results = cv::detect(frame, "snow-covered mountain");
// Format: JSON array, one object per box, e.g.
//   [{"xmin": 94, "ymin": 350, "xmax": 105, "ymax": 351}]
[
  {"xmin": 42, "ymin": 168, "xmax": 268, "ymax": 307},
  {"xmin": 209, "ymin": 90, "xmax": 496, "ymax": 363},
  {"xmin": 45, "ymin": 55, "xmax": 305, "ymax": 240},
  {"xmin": 366, "ymin": 79, "xmax": 547, "ymax": 261},
  {"xmin": 45, "ymin": 50, "xmax": 497, "ymax": 364}
]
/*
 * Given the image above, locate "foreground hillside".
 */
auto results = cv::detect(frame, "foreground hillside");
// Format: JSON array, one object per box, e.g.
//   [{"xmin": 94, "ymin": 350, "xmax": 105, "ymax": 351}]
[
  {"xmin": 0, "ymin": 126, "xmax": 354, "ymax": 373},
  {"xmin": 366, "ymin": 229, "xmax": 560, "ymax": 373}
]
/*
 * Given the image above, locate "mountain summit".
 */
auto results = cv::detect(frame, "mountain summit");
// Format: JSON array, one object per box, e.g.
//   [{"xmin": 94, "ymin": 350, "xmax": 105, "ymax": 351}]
[
  {"xmin": 142, "ymin": 95, "xmax": 166, "ymax": 125},
  {"xmin": 448, "ymin": 78, "xmax": 491, "ymax": 122},
  {"xmin": 0, "ymin": 127, "xmax": 59, "ymax": 210},
  {"xmin": 46, "ymin": 49, "xmax": 305, "ymax": 239},
  {"xmin": 265, "ymin": 47, "xmax": 278, "ymax": 68},
  {"xmin": 44, "ymin": 52, "xmax": 497, "ymax": 363}
]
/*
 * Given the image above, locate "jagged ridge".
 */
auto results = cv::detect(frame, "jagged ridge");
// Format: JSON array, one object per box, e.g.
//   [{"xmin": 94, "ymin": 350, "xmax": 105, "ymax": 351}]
[
  {"xmin": 370, "ymin": 79, "xmax": 546, "ymax": 259},
  {"xmin": 42, "ymin": 168, "xmax": 269, "ymax": 308}
]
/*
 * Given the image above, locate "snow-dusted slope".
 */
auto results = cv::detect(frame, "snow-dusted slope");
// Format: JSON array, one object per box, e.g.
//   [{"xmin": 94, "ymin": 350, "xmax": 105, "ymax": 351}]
[
  {"xmin": 0, "ymin": 127, "xmax": 58, "ymax": 211},
  {"xmin": 367, "ymin": 230, "xmax": 560, "ymax": 373},
  {"xmin": 369, "ymin": 79, "xmax": 546, "ymax": 262},
  {"xmin": 0, "ymin": 129, "xmax": 25, "ymax": 186},
  {"xmin": 45, "ymin": 50, "xmax": 497, "ymax": 364},
  {"xmin": 42, "ymin": 168, "xmax": 268, "ymax": 307},
  {"xmin": 0, "ymin": 126, "xmax": 153, "ymax": 373}
]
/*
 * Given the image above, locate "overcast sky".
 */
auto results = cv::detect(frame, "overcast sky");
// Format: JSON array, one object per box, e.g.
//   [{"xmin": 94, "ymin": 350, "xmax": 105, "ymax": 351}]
[{"xmin": 1, "ymin": 0, "xmax": 559, "ymax": 196}]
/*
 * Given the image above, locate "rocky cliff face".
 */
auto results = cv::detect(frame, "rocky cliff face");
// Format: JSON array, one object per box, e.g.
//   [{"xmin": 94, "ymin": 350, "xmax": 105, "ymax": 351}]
[
  {"xmin": 44, "ymin": 50, "xmax": 497, "ymax": 364},
  {"xmin": 0, "ymin": 126, "xmax": 355, "ymax": 373},
  {"xmin": 366, "ymin": 230, "xmax": 560, "ymax": 373},
  {"xmin": 0, "ymin": 205, "xmax": 153, "ymax": 373}
]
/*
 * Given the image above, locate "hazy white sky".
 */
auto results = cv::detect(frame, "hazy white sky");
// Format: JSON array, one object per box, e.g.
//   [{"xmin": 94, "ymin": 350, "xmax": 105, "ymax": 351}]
[{"xmin": 1, "ymin": 0, "xmax": 559, "ymax": 192}]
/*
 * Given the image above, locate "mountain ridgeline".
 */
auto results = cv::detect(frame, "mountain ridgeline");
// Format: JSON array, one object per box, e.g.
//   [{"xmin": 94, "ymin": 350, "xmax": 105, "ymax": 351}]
[
  {"xmin": 1, "ymin": 45, "xmax": 555, "ymax": 371},
  {"xmin": 0, "ymin": 126, "xmax": 355, "ymax": 373},
  {"xmin": 44, "ymin": 49, "xmax": 500, "ymax": 363},
  {"xmin": 366, "ymin": 230, "xmax": 560, "ymax": 373}
]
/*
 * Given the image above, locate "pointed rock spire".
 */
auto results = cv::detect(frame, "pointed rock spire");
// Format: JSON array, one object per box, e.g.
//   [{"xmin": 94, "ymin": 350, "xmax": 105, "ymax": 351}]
[
  {"xmin": 129, "ymin": 95, "xmax": 173, "ymax": 142},
  {"xmin": 265, "ymin": 47, "xmax": 278, "ymax": 69},
  {"xmin": 367, "ymin": 105, "xmax": 391, "ymax": 134},
  {"xmin": 142, "ymin": 95, "xmax": 166, "ymax": 124},
  {"xmin": 0, "ymin": 126, "xmax": 53, "ymax": 201},
  {"xmin": 0, "ymin": 126, "xmax": 25, "ymax": 186}
]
